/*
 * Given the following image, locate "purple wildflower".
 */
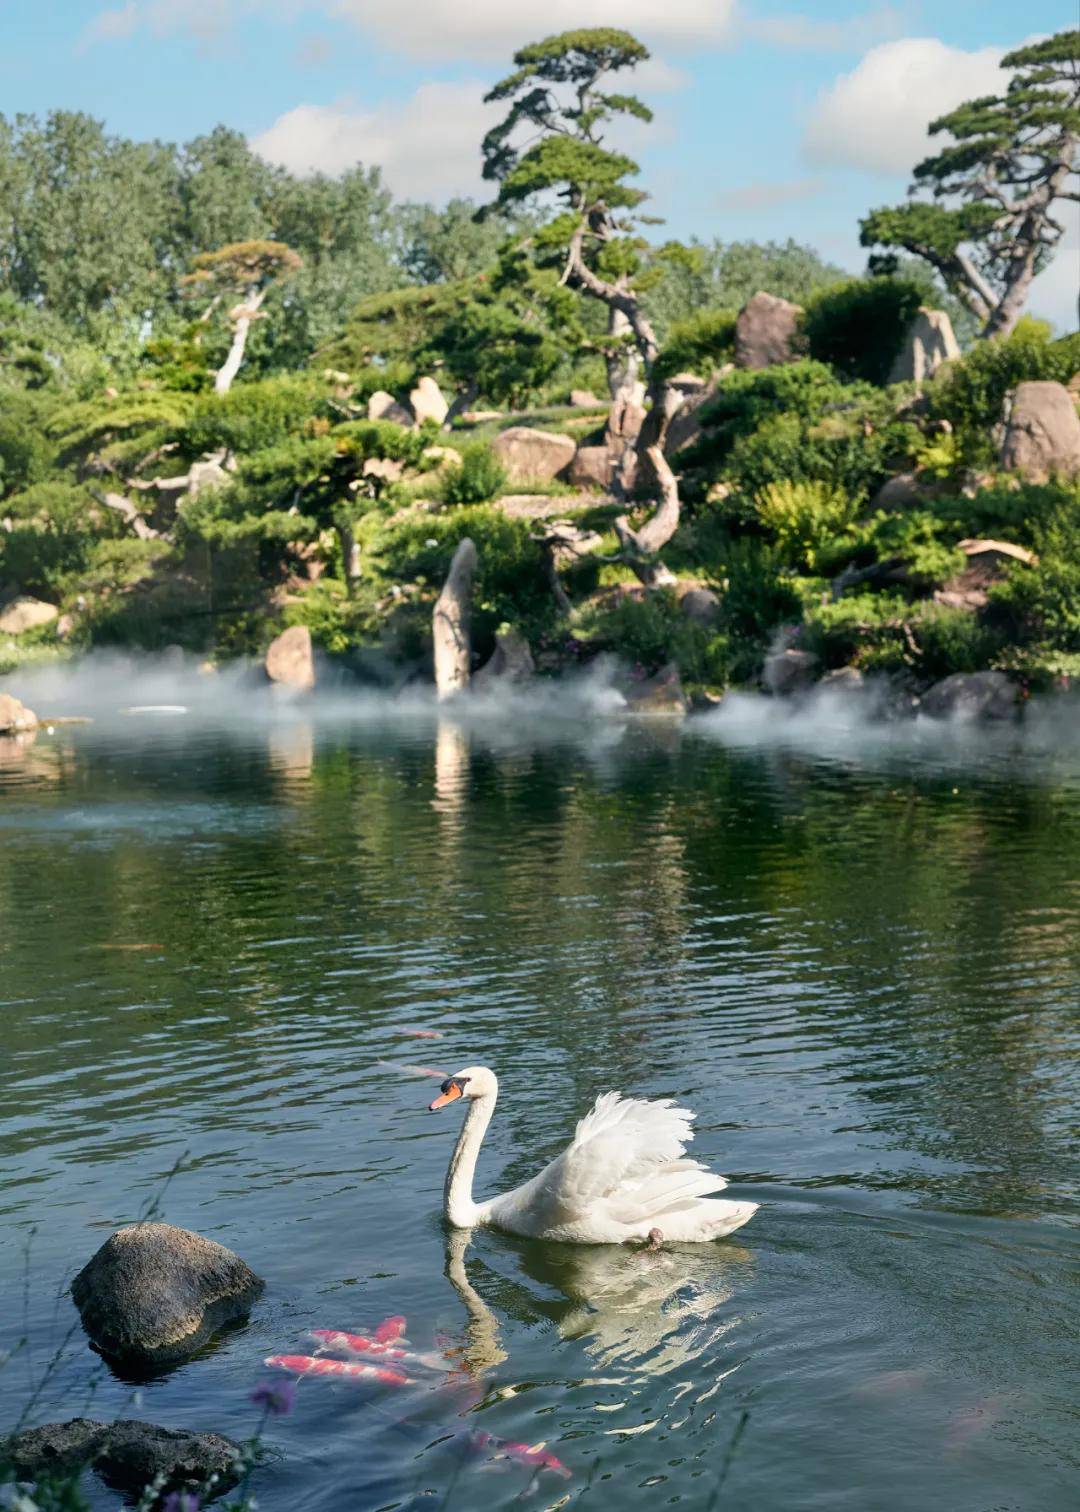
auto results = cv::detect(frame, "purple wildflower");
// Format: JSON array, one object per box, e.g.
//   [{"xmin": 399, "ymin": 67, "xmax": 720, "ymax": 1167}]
[
  {"xmin": 250, "ymin": 1376, "xmax": 298, "ymax": 1417},
  {"xmin": 161, "ymin": 1494, "xmax": 200, "ymax": 1512}
]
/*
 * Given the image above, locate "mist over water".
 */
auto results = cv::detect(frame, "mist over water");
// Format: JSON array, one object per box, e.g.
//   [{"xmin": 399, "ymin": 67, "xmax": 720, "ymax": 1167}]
[{"xmin": 9, "ymin": 651, "xmax": 1080, "ymax": 784}]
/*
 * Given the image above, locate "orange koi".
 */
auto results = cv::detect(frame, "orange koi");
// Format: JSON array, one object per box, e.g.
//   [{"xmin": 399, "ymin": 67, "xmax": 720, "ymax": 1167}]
[{"xmin": 374, "ymin": 1315, "xmax": 406, "ymax": 1344}]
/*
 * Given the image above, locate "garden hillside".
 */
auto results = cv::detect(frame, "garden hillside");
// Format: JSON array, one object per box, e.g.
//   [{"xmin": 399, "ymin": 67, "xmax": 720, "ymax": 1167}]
[
  {"xmin": 1, "ymin": 26, "xmax": 1078, "ymax": 711},
  {"xmin": 3, "ymin": 292, "xmax": 1078, "ymax": 704}
]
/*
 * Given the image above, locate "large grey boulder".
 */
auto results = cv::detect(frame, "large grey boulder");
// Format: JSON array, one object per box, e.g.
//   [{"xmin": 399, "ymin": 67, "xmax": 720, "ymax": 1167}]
[
  {"xmin": 888, "ymin": 307, "xmax": 960, "ymax": 385},
  {"xmin": 0, "ymin": 596, "xmax": 59, "ymax": 635},
  {"xmin": 1000, "ymin": 381, "xmax": 1080, "ymax": 481},
  {"xmin": 569, "ymin": 444, "xmax": 614, "ymax": 490},
  {"xmin": 3, "ymin": 1418, "xmax": 242, "ymax": 1500},
  {"xmin": 921, "ymin": 671, "xmax": 1017, "ymax": 722},
  {"xmin": 734, "ymin": 292, "xmax": 803, "ymax": 370},
  {"xmin": 764, "ymin": 648, "xmax": 819, "ymax": 696},
  {"xmin": 367, "ymin": 390, "xmax": 414, "ymax": 427},
  {"xmin": 265, "ymin": 624, "xmax": 315, "ymax": 692},
  {"xmin": 433, "ymin": 537, "xmax": 477, "ymax": 700},
  {"xmin": 491, "ymin": 426, "xmax": 576, "ymax": 484},
  {"xmin": 472, "ymin": 627, "xmax": 535, "ymax": 694},
  {"xmin": 0, "ymin": 692, "xmax": 38, "ymax": 734},
  {"xmin": 71, "ymin": 1223, "xmax": 264, "ymax": 1369}
]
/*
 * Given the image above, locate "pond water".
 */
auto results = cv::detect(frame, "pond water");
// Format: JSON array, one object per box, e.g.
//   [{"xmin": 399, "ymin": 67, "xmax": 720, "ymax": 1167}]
[{"xmin": 1, "ymin": 674, "xmax": 1078, "ymax": 1511}]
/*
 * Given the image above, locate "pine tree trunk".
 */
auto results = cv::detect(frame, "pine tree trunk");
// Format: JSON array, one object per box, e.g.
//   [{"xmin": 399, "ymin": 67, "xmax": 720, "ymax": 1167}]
[
  {"xmin": 213, "ymin": 287, "xmax": 266, "ymax": 394},
  {"xmin": 605, "ymin": 306, "xmax": 646, "ymax": 405}
]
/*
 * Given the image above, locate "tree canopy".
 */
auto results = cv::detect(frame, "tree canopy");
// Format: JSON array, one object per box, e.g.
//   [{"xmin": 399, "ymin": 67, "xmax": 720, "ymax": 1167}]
[{"xmin": 861, "ymin": 30, "xmax": 1080, "ymax": 337}]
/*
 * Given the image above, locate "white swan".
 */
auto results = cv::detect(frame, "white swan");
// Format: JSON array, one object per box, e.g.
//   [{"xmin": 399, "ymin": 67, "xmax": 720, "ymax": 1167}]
[{"xmin": 429, "ymin": 1066, "xmax": 757, "ymax": 1244}]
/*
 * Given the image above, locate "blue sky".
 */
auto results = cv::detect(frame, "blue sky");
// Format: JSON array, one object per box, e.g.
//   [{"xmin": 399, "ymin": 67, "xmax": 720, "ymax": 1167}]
[{"xmin": 2, "ymin": 1, "xmax": 1077, "ymax": 326}]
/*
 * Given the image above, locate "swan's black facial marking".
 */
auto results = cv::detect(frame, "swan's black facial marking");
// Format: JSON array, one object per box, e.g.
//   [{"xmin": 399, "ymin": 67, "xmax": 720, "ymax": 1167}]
[{"xmin": 430, "ymin": 1074, "xmax": 469, "ymax": 1111}]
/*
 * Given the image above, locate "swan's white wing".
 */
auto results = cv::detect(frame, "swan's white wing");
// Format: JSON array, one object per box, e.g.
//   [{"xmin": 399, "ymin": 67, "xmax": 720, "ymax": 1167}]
[{"xmin": 489, "ymin": 1092, "xmax": 736, "ymax": 1241}]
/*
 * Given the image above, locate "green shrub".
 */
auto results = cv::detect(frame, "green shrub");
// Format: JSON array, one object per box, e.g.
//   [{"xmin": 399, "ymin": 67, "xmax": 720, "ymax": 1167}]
[
  {"xmin": 46, "ymin": 390, "xmax": 193, "ymax": 460},
  {"xmin": 927, "ymin": 321, "xmax": 1080, "ymax": 467},
  {"xmin": 442, "ymin": 442, "xmax": 506, "ymax": 505},
  {"xmin": 371, "ymin": 504, "xmax": 554, "ymax": 649},
  {"xmin": 844, "ymin": 509, "xmax": 966, "ymax": 591},
  {"xmin": 989, "ymin": 491, "xmax": 1080, "ymax": 651},
  {"xmin": 578, "ymin": 587, "xmax": 732, "ymax": 689},
  {"xmin": 0, "ymin": 481, "xmax": 104, "ymax": 594},
  {"xmin": 803, "ymin": 276, "xmax": 925, "ymax": 386},
  {"xmin": 803, "ymin": 593, "xmax": 998, "ymax": 677},
  {"xmin": 654, "ymin": 308, "xmax": 737, "ymax": 383},
  {"xmin": 0, "ymin": 391, "xmax": 55, "ymax": 495},
  {"xmin": 755, "ymin": 479, "xmax": 858, "ymax": 571},
  {"xmin": 182, "ymin": 375, "xmax": 334, "ymax": 455}
]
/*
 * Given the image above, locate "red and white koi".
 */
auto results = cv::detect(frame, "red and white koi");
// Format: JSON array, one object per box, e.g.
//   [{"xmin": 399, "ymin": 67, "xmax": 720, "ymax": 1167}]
[
  {"xmin": 470, "ymin": 1429, "xmax": 572, "ymax": 1479},
  {"xmin": 374, "ymin": 1315, "xmax": 406, "ymax": 1344},
  {"xmin": 264, "ymin": 1354, "xmax": 410, "ymax": 1386},
  {"xmin": 306, "ymin": 1324, "xmax": 447, "ymax": 1373}
]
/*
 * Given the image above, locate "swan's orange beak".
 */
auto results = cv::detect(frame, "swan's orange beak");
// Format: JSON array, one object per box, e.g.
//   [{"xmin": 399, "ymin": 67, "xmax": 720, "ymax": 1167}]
[{"xmin": 429, "ymin": 1079, "xmax": 463, "ymax": 1111}]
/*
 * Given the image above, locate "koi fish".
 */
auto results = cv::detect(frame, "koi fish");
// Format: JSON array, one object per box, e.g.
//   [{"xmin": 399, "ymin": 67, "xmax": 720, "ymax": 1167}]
[
  {"xmin": 469, "ymin": 1429, "xmax": 572, "ymax": 1479},
  {"xmin": 265, "ymin": 1354, "xmax": 409, "ymax": 1386},
  {"xmin": 308, "ymin": 1329, "xmax": 407, "ymax": 1358},
  {"xmin": 307, "ymin": 1322, "xmax": 446, "ymax": 1373},
  {"xmin": 374, "ymin": 1315, "xmax": 406, "ymax": 1344},
  {"xmin": 376, "ymin": 1060, "xmax": 447, "ymax": 1079},
  {"xmin": 402, "ymin": 1029, "xmax": 443, "ymax": 1039}
]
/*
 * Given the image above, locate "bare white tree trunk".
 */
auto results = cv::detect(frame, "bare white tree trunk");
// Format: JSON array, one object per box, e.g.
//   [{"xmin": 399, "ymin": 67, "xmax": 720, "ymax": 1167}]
[
  {"xmin": 433, "ymin": 538, "xmax": 478, "ymax": 700},
  {"xmin": 213, "ymin": 286, "xmax": 267, "ymax": 395},
  {"xmin": 613, "ymin": 446, "xmax": 680, "ymax": 588},
  {"xmin": 337, "ymin": 522, "xmax": 361, "ymax": 597}
]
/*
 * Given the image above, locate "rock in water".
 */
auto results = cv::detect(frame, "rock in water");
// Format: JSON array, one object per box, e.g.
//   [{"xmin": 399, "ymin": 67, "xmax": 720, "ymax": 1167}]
[
  {"xmin": 409, "ymin": 375, "xmax": 449, "ymax": 426},
  {"xmin": 4, "ymin": 1418, "xmax": 242, "ymax": 1500},
  {"xmin": 1000, "ymin": 381, "xmax": 1080, "ymax": 481},
  {"xmin": 734, "ymin": 291, "xmax": 803, "ymax": 370},
  {"xmin": 0, "ymin": 596, "xmax": 59, "ymax": 635},
  {"xmin": 71, "ymin": 1223, "xmax": 264, "ymax": 1369},
  {"xmin": 265, "ymin": 624, "xmax": 315, "ymax": 692},
  {"xmin": 0, "ymin": 693, "xmax": 39, "ymax": 734},
  {"xmin": 624, "ymin": 663, "xmax": 688, "ymax": 717},
  {"xmin": 921, "ymin": 671, "xmax": 1017, "ymax": 723},
  {"xmin": 764, "ymin": 648, "xmax": 819, "ymax": 695},
  {"xmin": 433, "ymin": 537, "xmax": 477, "ymax": 700},
  {"xmin": 887, "ymin": 307, "xmax": 959, "ymax": 385},
  {"xmin": 491, "ymin": 426, "xmax": 576, "ymax": 484},
  {"xmin": 472, "ymin": 628, "xmax": 535, "ymax": 693}
]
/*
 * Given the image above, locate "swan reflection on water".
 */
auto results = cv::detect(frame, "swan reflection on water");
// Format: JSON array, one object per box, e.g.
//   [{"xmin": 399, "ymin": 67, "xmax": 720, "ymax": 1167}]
[{"xmin": 444, "ymin": 1225, "xmax": 754, "ymax": 1380}]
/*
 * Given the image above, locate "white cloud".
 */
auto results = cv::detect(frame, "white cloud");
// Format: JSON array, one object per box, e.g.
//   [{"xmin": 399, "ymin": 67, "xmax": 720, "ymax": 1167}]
[
  {"xmin": 332, "ymin": 0, "xmax": 735, "ymax": 57},
  {"xmin": 81, "ymin": 0, "xmax": 736, "ymax": 56},
  {"xmin": 251, "ymin": 83, "xmax": 500, "ymax": 200},
  {"xmin": 804, "ymin": 37, "xmax": 1005, "ymax": 175},
  {"xmin": 716, "ymin": 176, "xmax": 825, "ymax": 211},
  {"xmin": 743, "ymin": 5, "xmax": 907, "ymax": 52}
]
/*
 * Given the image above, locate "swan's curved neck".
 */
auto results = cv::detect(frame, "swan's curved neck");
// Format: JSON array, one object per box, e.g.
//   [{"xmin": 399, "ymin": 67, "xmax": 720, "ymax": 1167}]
[{"xmin": 445, "ymin": 1092, "xmax": 495, "ymax": 1228}]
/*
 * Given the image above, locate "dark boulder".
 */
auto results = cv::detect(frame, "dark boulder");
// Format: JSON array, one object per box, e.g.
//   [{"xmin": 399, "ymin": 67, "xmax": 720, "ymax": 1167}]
[
  {"xmin": 71, "ymin": 1222, "xmax": 263, "ymax": 1370},
  {"xmin": 3, "ymin": 1418, "xmax": 242, "ymax": 1501},
  {"xmin": 921, "ymin": 671, "xmax": 1017, "ymax": 723}
]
